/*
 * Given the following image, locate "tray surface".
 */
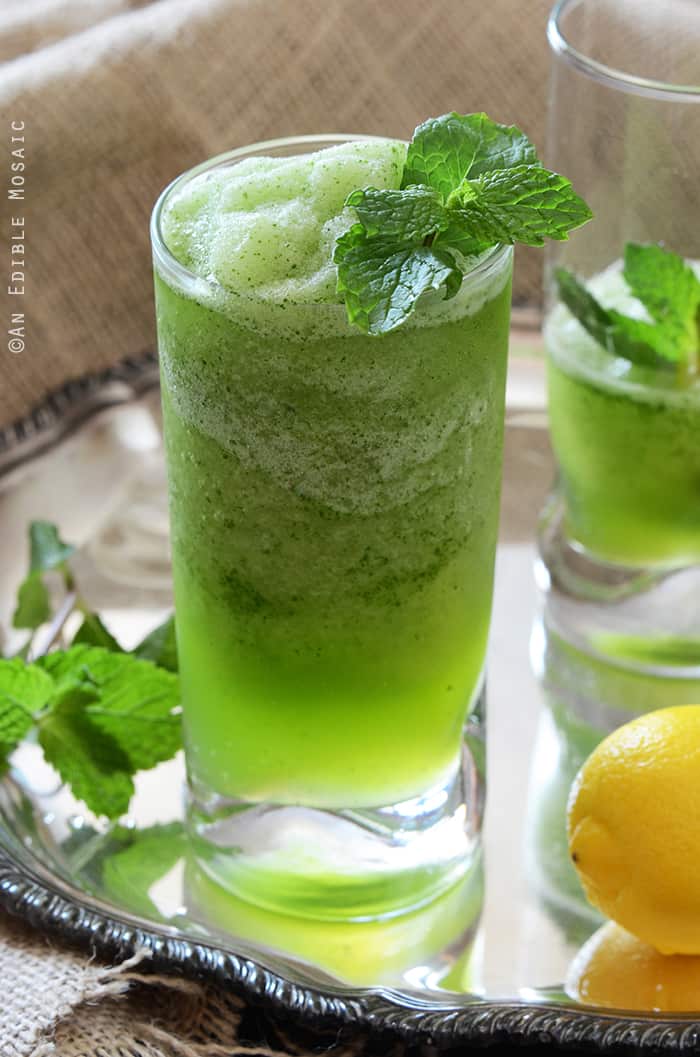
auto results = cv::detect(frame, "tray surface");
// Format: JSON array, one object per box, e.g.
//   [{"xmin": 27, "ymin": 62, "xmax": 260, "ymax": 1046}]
[{"xmin": 0, "ymin": 353, "xmax": 698, "ymax": 1051}]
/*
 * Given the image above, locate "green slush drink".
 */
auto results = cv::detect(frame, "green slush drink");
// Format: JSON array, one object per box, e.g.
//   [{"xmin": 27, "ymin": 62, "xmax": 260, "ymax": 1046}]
[
  {"xmin": 153, "ymin": 139, "xmax": 512, "ymax": 812},
  {"xmin": 546, "ymin": 261, "xmax": 700, "ymax": 567}
]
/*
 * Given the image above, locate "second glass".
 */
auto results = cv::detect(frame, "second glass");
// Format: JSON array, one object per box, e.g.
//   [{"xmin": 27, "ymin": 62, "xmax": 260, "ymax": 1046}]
[
  {"xmin": 531, "ymin": 0, "xmax": 700, "ymax": 929},
  {"xmin": 540, "ymin": 0, "xmax": 700, "ymax": 662},
  {"xmin": 151, "ymin": 137, "xmax": 512, "ymax": 921}
]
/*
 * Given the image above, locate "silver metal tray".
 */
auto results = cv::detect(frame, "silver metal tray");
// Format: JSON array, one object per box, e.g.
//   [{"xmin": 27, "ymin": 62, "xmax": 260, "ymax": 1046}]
[{"xmin": 1, "ymin": 342, "xmax": 698, "ymax": 1052}]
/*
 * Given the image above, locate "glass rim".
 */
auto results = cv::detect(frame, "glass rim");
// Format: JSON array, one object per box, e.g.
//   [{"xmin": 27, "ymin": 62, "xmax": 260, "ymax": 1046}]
[
  {"xmin": 547, "ymin": 0, "xmax": 700, "ymax": 101},
  {"xmin": 150, "ymin": 133, "xmax": 510, "ymax": 307}
]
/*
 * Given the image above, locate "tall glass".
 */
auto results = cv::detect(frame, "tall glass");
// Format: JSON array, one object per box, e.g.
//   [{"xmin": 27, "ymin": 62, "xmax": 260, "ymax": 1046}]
[
  {"xmin": 531, "ymin": 0, "xmax": 700, "ymax": 920},
  {"xmin": 151, "ymin": 137, "xmax": 513, "ymax": 921},
  {"xmin": 540, "ymin": 0, "xmax": 700, "ymax": 664}
]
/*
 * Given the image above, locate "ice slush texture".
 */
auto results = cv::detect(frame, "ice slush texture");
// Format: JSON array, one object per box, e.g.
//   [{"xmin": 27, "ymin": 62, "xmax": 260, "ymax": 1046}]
[{"xmin": 161, "ymin": 140, "xmax": 406, "ymax": 306}]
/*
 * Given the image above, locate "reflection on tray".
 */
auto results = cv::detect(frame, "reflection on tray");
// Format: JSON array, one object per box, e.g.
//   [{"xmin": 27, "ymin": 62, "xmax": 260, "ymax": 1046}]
[
  {"xmin": 2, "ymin": 387, "xmax": 700, "ymax": 1031},
  {"xmin": 3, "ymin": 744, "xmax": 483, "ymax": 992}
]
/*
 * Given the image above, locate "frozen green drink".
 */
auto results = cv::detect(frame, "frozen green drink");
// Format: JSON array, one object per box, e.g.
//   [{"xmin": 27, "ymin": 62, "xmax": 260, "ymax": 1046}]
[
  {"xmin": 154, "ymin": 139, "xmax": 511, "ymax": 810},
  {"xmin": 151, "ymin": 117, "xmax": 587, "ymax": 919}
]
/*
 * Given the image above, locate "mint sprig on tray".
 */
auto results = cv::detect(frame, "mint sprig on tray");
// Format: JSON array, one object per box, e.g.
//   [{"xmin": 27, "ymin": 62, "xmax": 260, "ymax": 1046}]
[
  {"xmin": 1, "ymin": 521, "xmax": 180, "ymax": 820},
  {"xmin": 335, "ymin": 112, "xmax": 592, "ymax": 335},
  {"xmin": 556, "ymin": 243, "xmax": 700, "ymax": 376}
]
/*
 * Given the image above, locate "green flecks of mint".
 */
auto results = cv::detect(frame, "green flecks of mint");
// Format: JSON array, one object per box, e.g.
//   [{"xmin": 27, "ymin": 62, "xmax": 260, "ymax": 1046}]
[
  {"xmin": 555, "ymin": 242, "xmax": 700, "ymax": 375},
  {"xmin": 1, "ymin": 521, "xmax": 182, "ymax": 820},
  {"xmin": 334, "ymin": 111, "xmax": 592, "ymax": 335}
]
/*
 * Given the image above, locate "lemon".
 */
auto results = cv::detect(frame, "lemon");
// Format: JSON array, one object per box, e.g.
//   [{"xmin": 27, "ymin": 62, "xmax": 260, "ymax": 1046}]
[
  {"xmin": 566, "ymin": 921, "xmax": 700, "ymax": 1012},
  {"xmin": 567, "ymin": 705, "xmax": 700, "ymax": 955}
]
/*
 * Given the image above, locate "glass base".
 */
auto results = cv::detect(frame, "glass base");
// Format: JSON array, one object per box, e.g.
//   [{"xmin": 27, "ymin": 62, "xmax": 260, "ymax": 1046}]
[
  {"xmin": 537, "ymin": 492, "xmax": 700, "ymax": 675},
  {"xmin": 186, "ymin": 848, "xmax": 485, "ymax": 990},
  {"xmin": 530, "ymin": 496, "xmax": 700, "ymax": 933},
  {"xmin": 186, "ymin": 725, "xmax": 484, "ymax": 923}
]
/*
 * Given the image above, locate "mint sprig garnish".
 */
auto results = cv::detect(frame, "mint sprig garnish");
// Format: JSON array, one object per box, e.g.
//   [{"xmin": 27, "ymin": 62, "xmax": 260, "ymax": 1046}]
[
  {"xmin": 555, "ymin": 243, "xmax": 700, "ymax": 375},
  {"xmin": 334, "ymin": 111, "xmax": 592, "ymax": 335},
  {"xmin": 555, "ymin": 268, "xmax": 675, "ymax": 370},
  {"xmin": 1, "ymin": 521, "xmax": 182, "ymax": 819}
]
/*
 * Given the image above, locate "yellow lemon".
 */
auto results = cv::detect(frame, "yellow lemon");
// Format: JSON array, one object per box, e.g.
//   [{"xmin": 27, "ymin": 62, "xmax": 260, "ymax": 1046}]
[
  {"xmin": 566, "ymin": 921, "xmax": 700, "ymax": 1012},
  {"xmin": 567, "ymin": 705, "xmax": 700, "ymax": 955}
]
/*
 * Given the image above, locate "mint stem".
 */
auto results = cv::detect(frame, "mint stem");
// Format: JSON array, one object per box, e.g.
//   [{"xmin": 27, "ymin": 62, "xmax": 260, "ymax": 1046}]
[{"xmin": 27, "ymin": 590, "xmax": 77, "ymax": 662}]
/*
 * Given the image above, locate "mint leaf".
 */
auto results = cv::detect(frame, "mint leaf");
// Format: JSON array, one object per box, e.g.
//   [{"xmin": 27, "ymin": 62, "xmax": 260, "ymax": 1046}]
[
  {"xmin": 435, "ymin": 219, "xmax": 490, "ymax": 261},
  {"xmin": 622, "ymin": 243, "xmax": 700, "ymax": 363},
  {"xmin": 448, "ymin": 166, "xmax": 593, "ymax": 247},
  {"xmin": 38, "ymin": 647, "xmax": 98, "ymax": 697},
  {"xmin": 335, "ymin": 231, "xmax": 461, "ymax": 335},
  {"xmin": 555, "ymin": 268, "xmax": 674, "ymax": 369},
  {"xmin": 0, "ymin": 660, "xmax": 53, "ymax": 751},
  {"xmin": 403, "ymin": 112, "xmax": 538, "ymax": 199},
  {"xmin": 28, "ymin": 521, "xmax": 75, "ymax": 572},
  {"xmin": 39, "ymin": 694, "xmax": 134, "ymax": 819},
  {"xmin": 0, "ymin": 699, "xmax": 34, "ymax": 751},
  {"xmin": 101, "ymin": 822, "xmax": 186, "ymax": 919},
  {"xmin": 602, "ymin": 312, "xmax": 679, "ymax": 367},
  {"xmin": 344, "ymin": 186, "xmax": 450, "ymax": 242},
  {"xmin": 13, "ymin": 521, "xmax": 75, "ymax": 630},
  {"xmin": 334, "ymin": 187, "xmax": 463, "ymax": 333},
  {"xmin": 335, "ymin": 111, "xmax": 592, "ymax": 335},
  {"xmin": 132, "ymin": 616, "xmax": 178, "ymax": 673},
  {"xmin": 555, "ymin": 259, "xmax": 693, "ymax": 371},
  {"xmin": 13, "ymin": 576, "xmax": 51, "ymax": 631},
  {"xmin": 40, "ymin": 646, "xmax": 181, "ymax": 772},
  {"xmin": 73, "ymin": 613, "xmax": 121, "ymax": 652}
]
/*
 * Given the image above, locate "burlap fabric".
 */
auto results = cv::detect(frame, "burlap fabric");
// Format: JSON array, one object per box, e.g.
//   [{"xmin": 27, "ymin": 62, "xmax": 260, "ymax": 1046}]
[
  {"xmin": 1, "ymin": 908, "xmax": 387, "ymax": 1057},
  {"xmin": 0, "ymin": 3, "xmax": 552, "ymax": 1053},
  {"xmin": 0, "ymin": 0, "xmax": 551, "ymax": 429}
]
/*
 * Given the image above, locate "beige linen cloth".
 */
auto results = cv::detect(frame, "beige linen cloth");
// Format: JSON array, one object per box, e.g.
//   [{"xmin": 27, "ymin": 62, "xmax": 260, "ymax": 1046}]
[
  {"xmin": 0, "ymin": 0, "xmax": 551, "ymax": 430},
  {"xmin": 0, "ymin": 2, "xmax": 551, "ymax": 1053}
]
